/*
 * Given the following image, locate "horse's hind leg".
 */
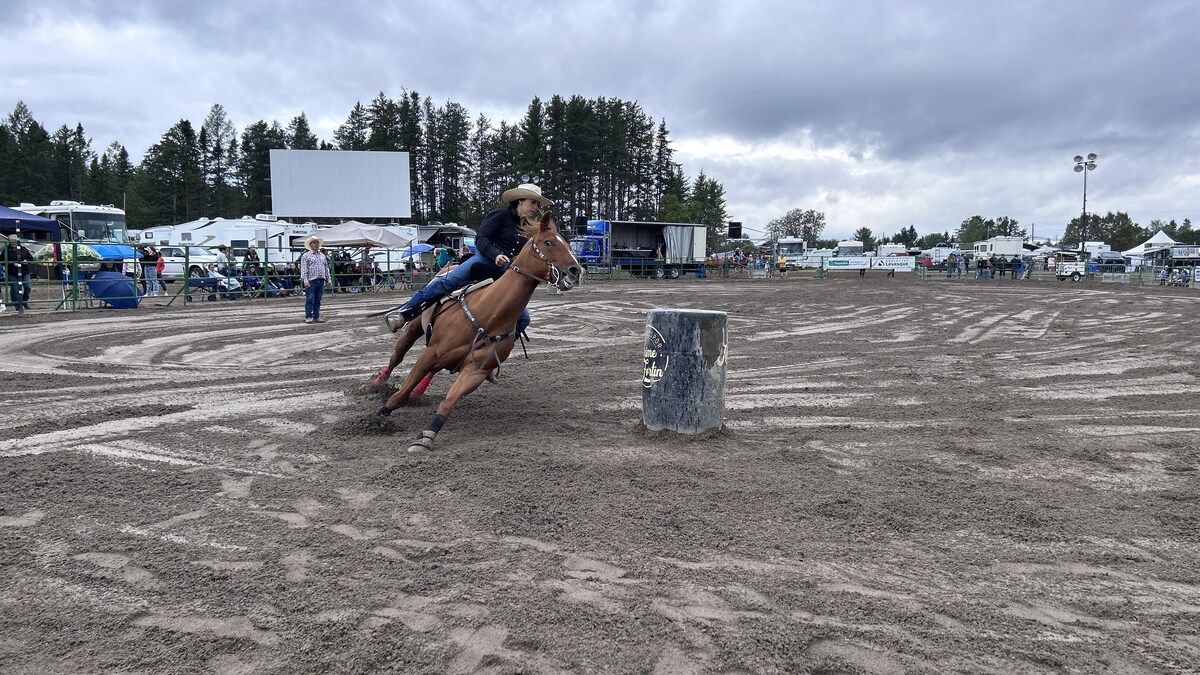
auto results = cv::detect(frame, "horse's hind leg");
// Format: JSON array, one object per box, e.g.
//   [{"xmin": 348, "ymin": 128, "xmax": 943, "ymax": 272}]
[
  {"xmin": 374, "ymin": 320, "xmax": 423, "ymax": 384},
  {"xmin": 407, "ymin": 368, "xmax": 489, "ymax": 452}
]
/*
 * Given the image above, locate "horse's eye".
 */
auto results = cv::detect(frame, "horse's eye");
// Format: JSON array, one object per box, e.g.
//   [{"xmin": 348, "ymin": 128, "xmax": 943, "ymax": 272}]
[{"xmin": 543, "ymin": 240, "xmax": 555, "ymax": 247}]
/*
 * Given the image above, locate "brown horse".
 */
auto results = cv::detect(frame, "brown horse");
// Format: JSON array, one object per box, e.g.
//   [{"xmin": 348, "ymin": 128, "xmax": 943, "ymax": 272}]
[{"xmin": 374, "ymin": 212, "xmax": 583, "ymax": 452}]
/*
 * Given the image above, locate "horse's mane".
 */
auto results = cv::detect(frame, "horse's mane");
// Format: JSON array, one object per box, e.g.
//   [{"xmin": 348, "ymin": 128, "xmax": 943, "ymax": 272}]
[{"xmin": 518, "ymin": 213, "xmax": 554, "ymax": 240}]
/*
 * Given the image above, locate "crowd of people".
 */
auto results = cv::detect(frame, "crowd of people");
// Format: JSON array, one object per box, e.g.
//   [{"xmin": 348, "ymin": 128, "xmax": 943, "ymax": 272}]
[{"xmin": 942, "ymin": 252, "xmax": 1028, "ymax": 280}]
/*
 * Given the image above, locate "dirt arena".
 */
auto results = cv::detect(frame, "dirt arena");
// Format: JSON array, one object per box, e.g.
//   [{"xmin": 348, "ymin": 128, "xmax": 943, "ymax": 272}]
[{"xmin": 2, "ymin": 275, "xmax": 1199, "ymax": 673}]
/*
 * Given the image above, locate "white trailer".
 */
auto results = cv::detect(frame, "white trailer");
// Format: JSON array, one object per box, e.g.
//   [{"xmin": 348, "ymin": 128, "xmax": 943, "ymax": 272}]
[
  {"xmin": 973, "ymin": 236, "xmax": 1026, "ymax": 259},
  {"xmin": 138, "ymin": 215, "xmax": 317, "ymax": 265}
]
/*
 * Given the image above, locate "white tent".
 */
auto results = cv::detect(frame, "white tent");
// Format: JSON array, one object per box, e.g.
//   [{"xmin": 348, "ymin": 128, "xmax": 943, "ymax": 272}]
[
  {"xmin": 1123, "ymin": 229, "xmax": 1177, "ymax": 255},
  {"xmin": 313, "ymin": 221, "xmax": 413, "ymax": 248}
]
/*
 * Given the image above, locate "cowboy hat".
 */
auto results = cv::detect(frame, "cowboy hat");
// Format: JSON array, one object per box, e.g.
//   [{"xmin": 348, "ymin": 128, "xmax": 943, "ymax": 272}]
[
  {"xmin": 7, "ymin": 234, "xmax": 20, "ymax": 243},
  {"xmin": 501, "ymin": 183, "xmax": 554, "ymax": 206},
  {"xmin": 303, "ymin": 235, "xmax": 324, "ymax": 247}
]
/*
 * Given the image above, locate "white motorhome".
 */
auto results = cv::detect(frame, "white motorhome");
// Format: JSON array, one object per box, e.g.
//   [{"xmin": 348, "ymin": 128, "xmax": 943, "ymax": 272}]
[
  {"xmin": 834, "ymin": 240, "xmax": 864, "ymax": 256},
  {"xmin": 776, "ymin": 237, "xmax": 808, "ymax": 267},
  {"xmin": 876, "ymin": 243, "xmax": 908, "ymax": 257},
  {"xmin": 138, "ymin": 214, "xmax": 317, "ymax": 265},
  {"xmin": 973, "ymin": 236, "xmax": 1026, "ymax": 259}
]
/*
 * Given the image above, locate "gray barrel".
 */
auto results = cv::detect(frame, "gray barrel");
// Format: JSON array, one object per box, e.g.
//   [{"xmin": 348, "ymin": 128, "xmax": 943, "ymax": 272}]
[{"xmin": 642, "ymin": 308, "xmax": 728, "ymax": 433}]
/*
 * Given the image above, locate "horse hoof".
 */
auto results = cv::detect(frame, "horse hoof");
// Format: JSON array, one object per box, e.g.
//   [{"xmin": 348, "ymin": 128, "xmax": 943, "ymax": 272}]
[
  {"xmin": 486, "ymin": 370, "xmax": 500, "ymax": 384},
  {"xmin": 376, "ymin": 406, "xmax": 392, "ymax": 417},
  {"xmin": 407, "ymin": 431, "xmax": 435, "ymax": 452}
]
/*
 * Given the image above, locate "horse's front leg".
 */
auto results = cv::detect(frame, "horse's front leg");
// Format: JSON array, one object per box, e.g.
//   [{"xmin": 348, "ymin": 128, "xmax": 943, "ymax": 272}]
[
  {"xmin": 407, "ymin": 368, "xmax": 490, "ymax": 452},
  {"xmin": 377, "ymin": 349, "xmax": 445, "ymax": 416},
  {"xmin": 374, "ymin": 320, "xmax": 424, "ymax": 384}
]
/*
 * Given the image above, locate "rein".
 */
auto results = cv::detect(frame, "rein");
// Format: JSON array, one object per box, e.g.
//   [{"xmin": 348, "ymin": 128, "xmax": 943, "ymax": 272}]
[{"xmin": 508, "ymin": 237, "xmax": 562, "ymax": 286}]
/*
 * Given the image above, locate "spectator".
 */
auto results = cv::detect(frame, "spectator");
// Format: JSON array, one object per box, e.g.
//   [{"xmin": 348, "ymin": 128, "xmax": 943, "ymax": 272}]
[
  {"xmin": 435, "ymin": 246, "xmax": 453, "ymax": 272},
  {"xmin": 155, "ymin": 251, "xmax": 166, "ymax": 293},
  {"xmin": 204, "ymin": 263, "xmax": 242, "ymax": 300},
  {"xmin": 215, "ymin": 245, "xmax": 234, "ymax": 276},
  {"xmin": 3, "ymin": 234, "xmax": 34, "ymax": 315},
  {"xmin": 282, "ymin": 262, "xmax": 300, "ymax": 292},
  {"xmin": 299, "ymin": 236, "xmax": 331, "ymax": 324},
  {"xmin": 140, "ymin": 245, "xmax": 162, "ymax": 296}
]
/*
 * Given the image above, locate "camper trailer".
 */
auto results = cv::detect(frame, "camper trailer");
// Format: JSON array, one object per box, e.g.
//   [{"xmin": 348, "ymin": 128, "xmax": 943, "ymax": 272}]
[{"xmin": 138, "ymin": 215, "xmax": 317, "ymax": 266}]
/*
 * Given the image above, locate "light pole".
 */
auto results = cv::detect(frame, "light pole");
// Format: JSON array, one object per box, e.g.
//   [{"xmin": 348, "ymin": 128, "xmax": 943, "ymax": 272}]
[{"xmin": 1073, "ymin": 153, "xmax": 1097, "ymax": 246}]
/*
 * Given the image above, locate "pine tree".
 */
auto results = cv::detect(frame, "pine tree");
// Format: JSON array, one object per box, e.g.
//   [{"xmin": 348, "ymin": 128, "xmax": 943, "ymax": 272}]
[
  {"xmin": 334, "ymin": 102, "xmax": 368, "ymax": 151},
  {"xmin": 287, "ymin": 113, "xmax": 319, "ymax": 150}
]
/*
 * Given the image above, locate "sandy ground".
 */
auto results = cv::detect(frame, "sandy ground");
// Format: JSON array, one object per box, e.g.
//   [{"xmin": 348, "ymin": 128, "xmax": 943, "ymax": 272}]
[{"xmin": 2, "ymin": 275, "xmax": 1199, "ymax": 674}]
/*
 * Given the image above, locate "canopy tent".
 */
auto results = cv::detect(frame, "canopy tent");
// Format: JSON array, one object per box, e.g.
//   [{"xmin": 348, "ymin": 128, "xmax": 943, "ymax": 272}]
[
  {"xmin": 1124, "ymin": 230, "xmax": 1178, "ymax": 255},
  {"xmin": 0, "ymin": 205, "xmax": 58, "ymax": 240},
  {"xmin": 312, "ymin": 221, "xmax": 414, "ymax": 248}
]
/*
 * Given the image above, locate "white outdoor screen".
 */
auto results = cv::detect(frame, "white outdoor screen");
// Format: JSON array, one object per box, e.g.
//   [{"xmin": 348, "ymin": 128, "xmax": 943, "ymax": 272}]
[{"xmin": 269, "ymin": 149, "xmax": 412, "ymax": 218}]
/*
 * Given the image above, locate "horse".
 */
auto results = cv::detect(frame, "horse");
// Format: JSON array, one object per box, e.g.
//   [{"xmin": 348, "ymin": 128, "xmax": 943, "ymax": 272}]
[{"xmin": 373, "ymin": 212, "xmax": 584, "ymax": 452}]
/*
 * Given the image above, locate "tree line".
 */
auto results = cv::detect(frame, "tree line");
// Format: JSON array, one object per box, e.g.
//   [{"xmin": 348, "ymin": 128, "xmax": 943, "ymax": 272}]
[
  {"xmin": 0, "ymin": 96, "xmax": 730, "ymax": 249},
  {"xmin": 766, "ymin": 207, "xmax": 1198, "ymax": 254}
]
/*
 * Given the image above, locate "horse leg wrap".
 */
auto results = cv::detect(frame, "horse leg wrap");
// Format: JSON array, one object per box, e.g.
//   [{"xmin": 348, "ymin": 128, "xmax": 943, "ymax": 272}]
[
  {"xmin": 407, "ymin": 430, "xmax": 436, "ymax": 453},
  {"xmin": 412, "ymin": 372, "xmax": 435, "ymax": 397},
  {"xmin": 376, "ymin": 405, "xmax": 392, "ymax": 417},
  {"xmin": 429, "ymin": 414, "xmax": 447, "ymax": 433},
  {"xmin": 373, "ymin": 367, "xmax": 393, "ymax": 385}
]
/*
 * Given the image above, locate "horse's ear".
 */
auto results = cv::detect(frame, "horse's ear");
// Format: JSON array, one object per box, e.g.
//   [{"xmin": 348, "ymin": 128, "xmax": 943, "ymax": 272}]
[{"xmin": 541, "ymin": 212, "xmax": 556, "ymax": 231}]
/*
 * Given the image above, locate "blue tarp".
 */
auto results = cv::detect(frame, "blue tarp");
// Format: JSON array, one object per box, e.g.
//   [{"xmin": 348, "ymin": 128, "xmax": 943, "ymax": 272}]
[{"xmin": 88, "ymin": 244, "xmax": 138, "ymax": 261}]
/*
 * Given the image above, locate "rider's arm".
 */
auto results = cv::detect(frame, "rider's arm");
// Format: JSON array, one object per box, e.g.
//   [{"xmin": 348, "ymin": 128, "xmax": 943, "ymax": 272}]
[{"xmin": 474, "ymin": 209, "xmax": 511, "ymax": 265}]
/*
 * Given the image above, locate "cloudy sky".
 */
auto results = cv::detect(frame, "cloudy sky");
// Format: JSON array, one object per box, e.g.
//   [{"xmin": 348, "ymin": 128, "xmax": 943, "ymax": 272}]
[{"xmin": 5, "ymin": 0, "xmax": 1198, "ymax": 240}]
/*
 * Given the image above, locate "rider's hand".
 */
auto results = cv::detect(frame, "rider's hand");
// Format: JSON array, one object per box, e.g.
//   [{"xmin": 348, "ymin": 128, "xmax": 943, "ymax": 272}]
[{"xmin": 495, "ymin": 254, "xmax": 510, "ymax": 266}]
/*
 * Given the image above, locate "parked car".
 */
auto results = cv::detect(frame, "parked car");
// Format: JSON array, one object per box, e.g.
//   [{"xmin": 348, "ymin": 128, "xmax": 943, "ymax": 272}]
[
  {"xmin": 157, "ymin": 246, "xmax": 220, "ymax": 282},
  {"xmin": 1092, "ymin": 251, "xmax": 1128, "ymax": 273}
]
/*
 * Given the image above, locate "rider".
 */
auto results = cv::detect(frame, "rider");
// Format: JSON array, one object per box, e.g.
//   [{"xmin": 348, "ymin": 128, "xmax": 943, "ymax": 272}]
[{"xmin": 385, "ymin": 183, "xmax": 552, "ymax": 333}]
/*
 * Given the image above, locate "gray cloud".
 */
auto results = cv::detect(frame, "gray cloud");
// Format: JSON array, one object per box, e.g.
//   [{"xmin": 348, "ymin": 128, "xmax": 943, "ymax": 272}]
[{"xmin": 4, "ymin": 0, "xmax": 1198, "ymax": 239}]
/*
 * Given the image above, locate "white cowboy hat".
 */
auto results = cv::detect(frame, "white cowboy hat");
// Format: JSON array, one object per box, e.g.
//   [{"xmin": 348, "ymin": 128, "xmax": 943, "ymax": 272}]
[
  {"xmin": 303, "ymin": 235, "xmax": 324, "ymax": 247},
  {"xmin": 501, "ymin": 183, "xmax": 554, "ymax": 206}
]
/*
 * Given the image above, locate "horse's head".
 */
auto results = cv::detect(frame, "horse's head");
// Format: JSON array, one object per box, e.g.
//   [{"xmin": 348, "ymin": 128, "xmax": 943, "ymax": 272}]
[{"xmin": 518, "ymin": 212, "xmax": 584, "ymax": 291}]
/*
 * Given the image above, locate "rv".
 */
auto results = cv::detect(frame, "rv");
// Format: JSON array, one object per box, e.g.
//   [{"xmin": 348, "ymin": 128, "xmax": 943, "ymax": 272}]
[
  {"xmin": 973, "ymin": 236, "xmax": 1026, "ymax": 259},
  {"xmin": 138, "ymin": 214, "xmax": 317, "ymax": 266},
  {"xmin": 776, "ymin": 237, "xmax": 808, "ymax": 267},
  {"xmin": 834, "ymin": 240, "xmax": 864, "ymax": 256}
]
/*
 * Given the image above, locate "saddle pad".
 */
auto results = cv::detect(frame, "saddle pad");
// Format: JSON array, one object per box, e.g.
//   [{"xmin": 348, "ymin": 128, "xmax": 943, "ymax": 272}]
[{"xmin": 448, "ymin": 277, "xmax": 494, "ymax": 300}]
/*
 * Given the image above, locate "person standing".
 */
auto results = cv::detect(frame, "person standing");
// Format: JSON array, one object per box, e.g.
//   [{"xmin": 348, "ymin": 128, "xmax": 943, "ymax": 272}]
[
  {"xmin": 215, "ymin": 245, "xmax": 234, "ymax": 276},
  {"xmin": 3, "ymin": 234, "xmax": 34, "ymax": 315},
  {"xmin": 435, "ymin": 246, "xmax": 453, "ymax": 273},
  {"xmin": 299, "ymin": 235, "xmax": 331, "ymax": 324},
  {"xmin": 141, "ymin": 245, "xmax": 162, "ymax": 296}
]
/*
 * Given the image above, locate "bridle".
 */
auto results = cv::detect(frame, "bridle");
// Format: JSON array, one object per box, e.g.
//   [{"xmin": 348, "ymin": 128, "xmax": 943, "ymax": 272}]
[{"xmin": 508, "ymin": 228, "xmax": 570, "ymax": 287}]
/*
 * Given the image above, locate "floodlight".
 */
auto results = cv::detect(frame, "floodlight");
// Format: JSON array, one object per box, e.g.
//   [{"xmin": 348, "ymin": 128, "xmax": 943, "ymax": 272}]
[
  {"xmin": 1074, "ymin": 165, "xmax": 1084, "ymax": 173},
  {"xmin": 1085, "ymin": 162, "xmax": 1096, "ymax": 170},
  {"xmin": 1073, "ymin": 155, "xmax": 1084, "ymax": 163},
  {"xmin": 1087, "ymin": 153, "xmax": 1097, "ymax": 161}
]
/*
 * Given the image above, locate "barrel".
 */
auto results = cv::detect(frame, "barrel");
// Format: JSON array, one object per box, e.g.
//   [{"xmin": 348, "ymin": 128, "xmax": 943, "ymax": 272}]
[{"xmin": 642, "ymin": 309, "xmax": 728, "ymax": 433}]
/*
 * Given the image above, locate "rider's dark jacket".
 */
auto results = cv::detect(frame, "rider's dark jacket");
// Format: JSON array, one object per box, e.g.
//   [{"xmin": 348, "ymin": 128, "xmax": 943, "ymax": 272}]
[{"xmin": 475, "ymin": 207, "xmax": 529, "ymax": 270}]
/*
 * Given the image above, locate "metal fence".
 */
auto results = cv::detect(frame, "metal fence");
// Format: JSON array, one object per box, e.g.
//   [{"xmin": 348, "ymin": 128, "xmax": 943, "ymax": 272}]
[{"xmin": 4, "ymin": 247, "xmax": 1196, "ymax": 316}]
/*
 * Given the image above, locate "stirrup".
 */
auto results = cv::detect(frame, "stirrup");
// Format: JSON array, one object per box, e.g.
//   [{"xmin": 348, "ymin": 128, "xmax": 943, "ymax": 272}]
[{"xmin": 399, "ymin": 304, "xmax": 424, "ymax": 322}]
